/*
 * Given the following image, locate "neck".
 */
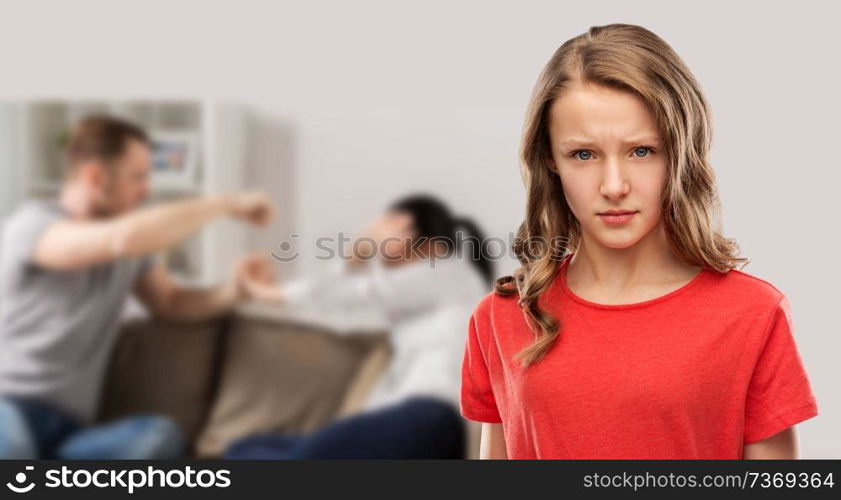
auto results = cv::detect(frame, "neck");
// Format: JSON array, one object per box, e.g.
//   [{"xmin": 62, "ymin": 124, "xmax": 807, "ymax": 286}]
[{"xmin": 569, "ymin": 221, "xmax": 686, "ymax": 288}]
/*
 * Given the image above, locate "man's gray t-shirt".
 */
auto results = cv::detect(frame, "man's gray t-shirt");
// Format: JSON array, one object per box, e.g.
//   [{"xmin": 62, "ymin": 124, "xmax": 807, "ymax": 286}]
[{"xmin": 0, "ymin": 200, "xmax": 152, "ymax": 423}]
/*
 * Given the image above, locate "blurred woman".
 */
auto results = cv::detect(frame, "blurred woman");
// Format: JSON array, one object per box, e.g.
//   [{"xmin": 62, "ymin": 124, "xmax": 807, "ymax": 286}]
[{"xmin": 225, "ymin": 193, "xmax": 493, "ymax": 459}]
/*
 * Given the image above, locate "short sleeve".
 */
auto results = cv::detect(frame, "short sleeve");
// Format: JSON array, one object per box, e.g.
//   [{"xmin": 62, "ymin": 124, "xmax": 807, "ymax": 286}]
[
  {"xmin": 743, "ymin": 295, "xmax": 818, "ymax": 444},
  {"xmin": 2, "ymin": 202, "xmax": 63, "ymax": 266},
  {"xmin": 460, "ymin": 307, "xmax": 502, "ymax": 423}
]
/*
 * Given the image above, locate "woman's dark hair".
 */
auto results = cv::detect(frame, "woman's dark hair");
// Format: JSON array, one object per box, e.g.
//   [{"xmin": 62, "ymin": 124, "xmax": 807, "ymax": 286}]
[{"xmin": 389, "ymin": 193, "xmax": 494, "ymax": 287}]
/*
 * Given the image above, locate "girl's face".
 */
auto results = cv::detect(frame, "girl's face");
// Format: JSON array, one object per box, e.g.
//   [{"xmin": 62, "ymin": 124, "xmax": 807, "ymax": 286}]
[{"xmin": 548, "ymin": 83, "xmax": 667, "ymax": 250}]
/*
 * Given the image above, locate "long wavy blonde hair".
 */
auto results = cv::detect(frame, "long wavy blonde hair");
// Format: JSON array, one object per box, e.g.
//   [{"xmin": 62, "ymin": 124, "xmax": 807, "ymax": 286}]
[{"xmin": 496, "ymin": 23, "xmax": 749, "ymax": 368}]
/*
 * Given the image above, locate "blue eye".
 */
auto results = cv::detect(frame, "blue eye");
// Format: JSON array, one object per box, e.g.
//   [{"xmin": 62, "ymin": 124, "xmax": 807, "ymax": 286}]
[
  {"xmin": 633, "ymin": 146, "xmax": 654, "ymax": 157},
  {"xmin": 570, "ymin": 146, "xmax": 655, "ymax": 162}
]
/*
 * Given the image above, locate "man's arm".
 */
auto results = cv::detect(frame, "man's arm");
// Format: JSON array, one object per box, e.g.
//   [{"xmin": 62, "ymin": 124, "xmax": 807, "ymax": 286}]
[
  {"xmin": 743, "ymin": 427, "xmax": 800, "ymax": 459},
  {"xmin": 33, "ymin": 192, "xmax": 274, "ymax": 271},
  {"xmin": 134, "ymin": 262, "xmax": 241, "ymax": 323}
]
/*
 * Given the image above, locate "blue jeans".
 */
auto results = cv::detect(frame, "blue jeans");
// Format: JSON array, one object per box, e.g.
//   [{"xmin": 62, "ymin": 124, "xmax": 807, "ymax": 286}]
[
  {"xmin": 224, "ymin": 396, "xmax": 465, "ymax": 459},
  {"xmin": 0, "ymin": 396, "xmax": 185, "ymax": 459}
]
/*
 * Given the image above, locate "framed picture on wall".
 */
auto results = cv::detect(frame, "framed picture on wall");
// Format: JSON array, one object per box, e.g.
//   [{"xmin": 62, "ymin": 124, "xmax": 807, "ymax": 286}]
[{"xmin": 149, "ymin": 130, "xmax": 199, "ymax": 190}]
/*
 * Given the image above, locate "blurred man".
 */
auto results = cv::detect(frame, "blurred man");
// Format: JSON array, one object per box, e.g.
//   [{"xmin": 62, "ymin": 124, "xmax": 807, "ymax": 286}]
[{"xmin": 0, "ymin": 115, "xmax": 275, "ymax": 459}]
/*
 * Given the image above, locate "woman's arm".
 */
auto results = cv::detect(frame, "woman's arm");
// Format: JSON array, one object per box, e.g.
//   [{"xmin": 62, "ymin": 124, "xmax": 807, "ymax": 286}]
[
  {"xmin": 242, "ymin": 279, "xmax": 287, "ymax": 305},
  {"xmin": 241, "ymin": 259, "xmax": 377, "ymax": 310},
  {"xmin": 743, "ymin": 427, "xmax": 800, "ymax": 459},
  {"xmin": 479, "ymin": 423, "xmax": 508, "ymax": 459},
  {"xmin": 238, "ymin": 254, "xmax": 392, "ymax": 334}
]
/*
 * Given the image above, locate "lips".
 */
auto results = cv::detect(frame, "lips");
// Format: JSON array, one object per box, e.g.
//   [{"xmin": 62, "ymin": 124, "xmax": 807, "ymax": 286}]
[
  {"xmin": 597, "ymin": 210, "xmax": 638, "ymax": 225},
  {"xmin": 598, "ymin": 210, "xmax": 637, "ymax": 215}
]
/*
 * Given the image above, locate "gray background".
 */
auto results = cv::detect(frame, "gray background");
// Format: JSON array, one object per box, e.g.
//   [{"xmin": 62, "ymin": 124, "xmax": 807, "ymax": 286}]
[{"xmin": 0, "ymin": 0, "xmax": 837, "ymax": 457}]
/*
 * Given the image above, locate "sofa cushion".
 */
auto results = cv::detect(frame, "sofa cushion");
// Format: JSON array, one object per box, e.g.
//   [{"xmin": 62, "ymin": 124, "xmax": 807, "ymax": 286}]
[
  {"xmin": 97, "ymin": 318, "xmax": 223, "ymax": 446},
  {"xmin": 194, "ymin": 312, "xmax": 387, "ymax": 458},
  {"xmin": 333, "ymin": 341, "xmax": 392, "ymax": 419}
]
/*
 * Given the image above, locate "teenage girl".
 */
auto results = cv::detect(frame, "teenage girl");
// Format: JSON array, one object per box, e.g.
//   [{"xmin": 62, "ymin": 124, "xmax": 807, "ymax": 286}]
[{"xmin": 460, "ymin": 24, "xmax": 818, "ymax": 459}]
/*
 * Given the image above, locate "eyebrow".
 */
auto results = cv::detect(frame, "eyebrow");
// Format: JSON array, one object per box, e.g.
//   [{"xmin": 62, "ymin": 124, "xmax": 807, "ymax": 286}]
[{"xmin": 558, "ymin": 136, "xmax": 662, "ymax": 148}]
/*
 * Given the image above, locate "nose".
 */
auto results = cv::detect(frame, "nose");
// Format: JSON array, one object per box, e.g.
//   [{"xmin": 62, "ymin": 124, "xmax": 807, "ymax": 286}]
[{"xmin": 599, "ymin": 160, "xmax": 630, "ymax": 200}]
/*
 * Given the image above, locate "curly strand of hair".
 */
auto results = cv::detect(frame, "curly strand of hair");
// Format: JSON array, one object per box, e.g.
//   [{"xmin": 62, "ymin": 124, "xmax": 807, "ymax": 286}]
[{"xmin": 493, "ymin": 256, "xmax": 564, "ymax": 368}]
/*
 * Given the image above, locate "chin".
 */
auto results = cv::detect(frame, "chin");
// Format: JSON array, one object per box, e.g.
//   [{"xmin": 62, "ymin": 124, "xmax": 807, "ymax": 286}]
[{"xmin": 591, "ymin": 231, "xmax": 645, "ymax": 250}]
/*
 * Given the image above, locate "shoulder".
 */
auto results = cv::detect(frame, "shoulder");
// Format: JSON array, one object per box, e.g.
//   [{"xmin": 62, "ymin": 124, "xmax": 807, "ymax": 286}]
[
  {"xmin": 5, "ymin": 199, "xmax": 44, "ymax": 219},
  {"xmin": 2, "ymin": 200, "xmax": 64, "ymax": 242},
  {"xmin": 703, "ymin": 266, "xmax": 789, "ymax": 329},
  {"xmin": 4, "ymin": 200, "xmax": 62, "ymax": 229},
  {"xmin": 1, "ymin": 201, "xmax": 67, "ymax": 265},
  {"xmin": 470, "ymin": 283, "xmax": 523, "ymax": 326},
  {"xmin": 706, "ymin": 266, "xmax": 786, "ymax": 307},
  {"xmin": 426, "ymin": 257, "xmax": 489, "ymax": 300}
]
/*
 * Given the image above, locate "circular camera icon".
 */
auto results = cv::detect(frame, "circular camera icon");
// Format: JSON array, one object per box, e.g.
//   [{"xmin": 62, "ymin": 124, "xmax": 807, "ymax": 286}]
[{"xmin": 6, "ymin": 466, "xmax": 35, "ymax": 494}]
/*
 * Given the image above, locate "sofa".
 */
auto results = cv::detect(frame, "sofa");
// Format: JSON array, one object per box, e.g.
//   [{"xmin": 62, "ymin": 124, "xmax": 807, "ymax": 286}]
[{"xmin": 96, "ymin": 303, "xmax": 482, "ymax": 459}]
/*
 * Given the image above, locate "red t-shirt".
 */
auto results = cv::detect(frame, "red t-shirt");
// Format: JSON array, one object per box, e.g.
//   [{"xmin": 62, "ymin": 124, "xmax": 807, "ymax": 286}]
[{"xmin": 460, "ymin": 254, "xmax": 819, "ymax": 459}]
